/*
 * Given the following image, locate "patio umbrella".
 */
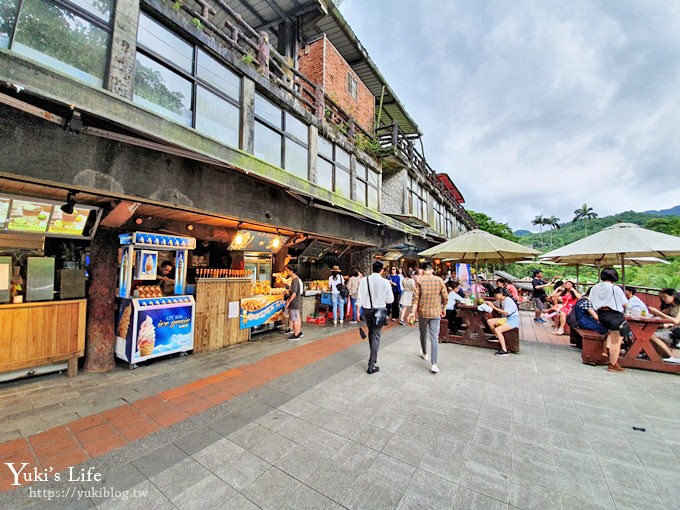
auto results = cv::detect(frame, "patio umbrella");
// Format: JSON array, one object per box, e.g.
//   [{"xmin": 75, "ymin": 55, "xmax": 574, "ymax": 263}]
[
  {"xmin": 540, "ymin": 223, "xmax": 680, "ymax": 287},
  {"xmin": 419, "ymin": 229, "xmax": 539, "ymax": 298}
]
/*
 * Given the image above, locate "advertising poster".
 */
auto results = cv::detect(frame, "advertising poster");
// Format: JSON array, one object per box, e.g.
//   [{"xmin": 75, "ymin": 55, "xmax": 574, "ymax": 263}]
[
  {"xmin": 240, "ymin": 295, "xmax": 285, "ymax": 329},
  {"xmin": 456, "ymin": 263, "xmax": 472, "ymax": 294},
  {"xmin": 47, "ymin": 207, "xmax": 91, "ymax": 235},
  {"xmin": 7, "ymin": 199, "xmax": 53, "ymax": 233},
  {"xmin": 135, "ymin": 250, "xmax": 158, "ymax": 280},
  {"xmin": 0, "ymin": 197, "xmax": 9, "ymax": 229},
  {"xmin": 133, "ymin": 304, "xmax": 194, "ymax": 361}
]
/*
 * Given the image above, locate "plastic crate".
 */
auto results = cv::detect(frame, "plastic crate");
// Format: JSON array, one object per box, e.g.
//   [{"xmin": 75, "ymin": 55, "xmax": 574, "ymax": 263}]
[{"xmin": 306, "ymin": 316, "xmax": 326, "ymax": 324}]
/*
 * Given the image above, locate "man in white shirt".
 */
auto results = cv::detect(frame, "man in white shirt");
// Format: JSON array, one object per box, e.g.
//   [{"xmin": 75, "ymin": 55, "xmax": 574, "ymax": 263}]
[
  {"xmin": 357, "ymin": 261, "xmax": 394, "ymax": 374},
  {"xmin": 624, "ymin": 286, "xmax": 649, "ymax": 315}
]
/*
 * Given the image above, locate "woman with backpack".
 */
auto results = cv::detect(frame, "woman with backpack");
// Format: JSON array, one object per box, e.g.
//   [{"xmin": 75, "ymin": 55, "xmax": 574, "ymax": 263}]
[{"xmin": 329, "ymin": 265, "xmax": 347, "ymax": 325}]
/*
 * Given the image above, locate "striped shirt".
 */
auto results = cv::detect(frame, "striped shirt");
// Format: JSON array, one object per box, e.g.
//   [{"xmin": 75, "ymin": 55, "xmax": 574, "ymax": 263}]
[{"xmin": 413, "ymin": 274, "xmax": 448, "ymax": 318}]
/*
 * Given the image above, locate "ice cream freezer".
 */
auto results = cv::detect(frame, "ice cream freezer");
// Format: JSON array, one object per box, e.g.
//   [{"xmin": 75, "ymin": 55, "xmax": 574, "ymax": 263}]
[{"xmin": 115, "ymin": 295, "xmax": 195, "ymax": 365}]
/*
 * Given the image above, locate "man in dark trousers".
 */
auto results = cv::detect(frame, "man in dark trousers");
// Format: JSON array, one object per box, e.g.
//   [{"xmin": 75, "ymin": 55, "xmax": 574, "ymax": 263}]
[
  {"xmin": 284, "ymin": 265, "xmax": 303, "ymax": 340},
  {"xmin": 357, "ymin": 261, "xmax": 394, "ymax": 374}
]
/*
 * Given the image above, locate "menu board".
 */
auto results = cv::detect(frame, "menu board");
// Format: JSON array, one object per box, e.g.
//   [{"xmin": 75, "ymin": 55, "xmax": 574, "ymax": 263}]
[
  {"xmin": 47, "ymin": 207, "xmax": 90, "ymax": 236},
  {"xmin": 0, "ymin": 198, "xmax": 9, "ymax": 229},
  {"xmin": 6, "ymin": 199, "xmax": 53, "ymax": 233}
]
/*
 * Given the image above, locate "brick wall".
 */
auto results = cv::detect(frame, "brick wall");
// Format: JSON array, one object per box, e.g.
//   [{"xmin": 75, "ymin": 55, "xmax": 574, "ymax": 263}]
[{"xmin": 299, "ymin": 35, "xmax": 375, "ymax": 134}]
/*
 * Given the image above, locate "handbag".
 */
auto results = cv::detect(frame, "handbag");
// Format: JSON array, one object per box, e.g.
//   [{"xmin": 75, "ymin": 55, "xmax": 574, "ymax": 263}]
[{"xmin": 367, "ymin": 276, "xmax": 388, "ymax": 327}]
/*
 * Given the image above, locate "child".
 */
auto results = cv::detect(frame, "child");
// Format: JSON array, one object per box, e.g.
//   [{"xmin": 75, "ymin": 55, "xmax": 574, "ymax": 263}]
[{"xmin": 487, "ymin": 287, "xmax": 520, "ymax": 356}]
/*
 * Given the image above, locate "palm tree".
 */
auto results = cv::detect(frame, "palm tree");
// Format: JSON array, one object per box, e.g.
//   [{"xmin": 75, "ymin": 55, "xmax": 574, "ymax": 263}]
[
  {"xmin": 572, "ymin": 204, "xmax": 598, "ymax": 236},
  {"xmin": 546, "ymin": 216, "xmax": 560, "ymax": 248},
  {"xmin": 532, "ymin": 215, "xmax": 545, "ymax": 249}
]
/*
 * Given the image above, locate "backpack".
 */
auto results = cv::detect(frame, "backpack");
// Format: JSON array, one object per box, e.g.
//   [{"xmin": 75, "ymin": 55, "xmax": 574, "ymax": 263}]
[
  {"xmin": 566, "ymin": 307, "xmax": 578, "ymax": 330},
  {"xmin": 336, "ymin": 283, "xmax": 350, "ymax": 299}
]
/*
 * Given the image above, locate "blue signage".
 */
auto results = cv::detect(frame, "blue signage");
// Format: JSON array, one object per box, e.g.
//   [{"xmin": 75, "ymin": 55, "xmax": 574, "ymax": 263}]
[{"xmin": 134, "ymin": 304, "xmax": 194, "ymax": 360}]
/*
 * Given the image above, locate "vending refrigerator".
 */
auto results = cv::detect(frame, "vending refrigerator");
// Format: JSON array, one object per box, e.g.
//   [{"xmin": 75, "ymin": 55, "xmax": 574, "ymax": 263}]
[{"xmin": 244, "ymin": 252, "xmax": 272, "ymax": 283}]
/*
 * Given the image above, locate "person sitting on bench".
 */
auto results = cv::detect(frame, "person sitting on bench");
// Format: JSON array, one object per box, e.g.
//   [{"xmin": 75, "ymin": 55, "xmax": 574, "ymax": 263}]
[
  {"xmin": 487, "ymin": 287, "xmax": 519, "ymax": 357},
  {"xmin": 445, "ymin": 280, "xmax": 465, "ymax": 334}
]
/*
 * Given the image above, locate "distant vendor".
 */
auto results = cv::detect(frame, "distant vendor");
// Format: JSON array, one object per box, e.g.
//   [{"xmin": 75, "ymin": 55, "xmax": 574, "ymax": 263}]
[{"xmin": 156, "ymin": 260, "xmax": 175, "ymax": 294}]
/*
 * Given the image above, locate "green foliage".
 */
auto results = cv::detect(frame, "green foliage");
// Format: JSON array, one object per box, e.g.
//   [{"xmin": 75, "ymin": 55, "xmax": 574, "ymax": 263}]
[
  {"xmin": 645, "ymin": 217, "xmax": 680, "ymax": 236},
  {"xmin": 354, "ymin": 133, "xmax": 383, "ymax": 157},
  {"xmin": 468, "ymin": 210, "xmax": 518, "ymax": 241},
  {"xmin": 190, "ymin": 17, "xmax": 203, "ymax": 30},
  {"xmin": 134, "ymin": 62, "xmax": 186, "ymax": 114},
  {"xmin": 241, "ymin": 53, "xmax": 254, "ymax": 65},
  {"xmin": 172, "ymin": 1, "xmax": 182, "ymax": 11}
]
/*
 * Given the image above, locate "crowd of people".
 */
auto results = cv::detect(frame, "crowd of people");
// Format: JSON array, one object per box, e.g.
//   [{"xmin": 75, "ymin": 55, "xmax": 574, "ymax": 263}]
[{"xmin": 281, "ymin": 262, "xmax": 680, "ymax": 376}]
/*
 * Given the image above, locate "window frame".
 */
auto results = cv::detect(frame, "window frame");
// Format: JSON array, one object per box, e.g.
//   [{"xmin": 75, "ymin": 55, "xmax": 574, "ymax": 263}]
[
  {"xmin": 347, "ymin": 73, "xmax": 358, "ymax": 100},
  {"xmin": 7, "ymin": 0, "xmax": 115, "ymax": 86},
  {"xmin": 355, "ymin": 161, "xmax": 380, "ymax": 209},
  {"xmin": 317, "ymin": 136, "xmax": 352, "ymax": 197},
  {"xmin": 134, "ymin": 11, "xmax": 242, "ymax": 137}
]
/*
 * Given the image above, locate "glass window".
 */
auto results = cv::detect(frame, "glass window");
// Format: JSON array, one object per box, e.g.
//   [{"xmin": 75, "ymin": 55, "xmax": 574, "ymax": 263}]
[
  {"xmin": 69, "ymin": 0, "xmax": 112, "ymax": 22},
  {"xmin": 254, "ymin": 121, "xmax": 282, "ymax": 167},
  {"xmin": 0, "ymin": 0, "xmax": 19, "ymax": 49},
  {"xmin": 196, "ymin": 86, "xmax": 239, "ymax": 147},
  {"xmin": 355, "ymin": 180, "xmax": 366, "ymax": 206},
  {"xmin": 335, "ymin": 168, "xmax": 350, "ymax": 198},
  {"xmin": 347, "ymin": 73, "xmax": 357, "ymax": 100},
  {"xmin": 12, "ymin": 0, "xmax": 109, "ymax": 86},
  {"xmin": 255, "ymin": 93, "xmax": 282, "ymax": 128},
  {"xmin": 285, "ymin": 113, "xmax": 308, "ymax": 143},
  {"xmin": 368, "ymin": 169, "xmax": 379, "ymax": 187},
  {"xmin": 134, "ymin": 52, "xmax": 192, "ymax": 126},
  {"xmin": 356, "ymin": 162, "xmax": 367, "ymax": 180},
  {"xmin": 368, "ymin": 187, "xmax": 379, "ymax": 210},
  {"xmin": 335, "ymin": 146, "xmax": 350, "ymax": 168},
  {"xmin": 284, "ymin": 138, "xmax": 308, "ymax": 179},
  {"xmin": 318, "ymin": 136, "xmax": 333, "ymax": 159},
  {"xmin": 137, "ymin": 13, "xmax": 192, "ymax": 73},
  {"xmin": 197, "ymin": 49, "xmax": 240, "ymax": 100},
  {"xmin": 317, "ymin": 158, "xmax": 333, "ymax": 191}
]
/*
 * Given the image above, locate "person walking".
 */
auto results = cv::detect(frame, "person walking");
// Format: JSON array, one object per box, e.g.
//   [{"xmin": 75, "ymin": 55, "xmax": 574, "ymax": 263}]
[
  {"xmin": 387, "ymin": 266, "xmax": 402, "ymax": 321},
  {"xmin": 356, "ymin": 261, "xmax": 394, "ymax": 374},
  {"xmin": 284, "ymin": 265, "xmax": 303, "ymax": 340},
  {"xmin": 409, "ymin": 262, "xmax": 448, "ymax": 373},
  {"xmin": 329, "ymin": 265, "xmax": 346, "ymax": 325},
  {"xmin": 399, "ymin": 269, "xmax": 415, "ymax": 325},
  {"xmin": 347, "ymin": 268, "xmax": 362, "ymax": 323}
]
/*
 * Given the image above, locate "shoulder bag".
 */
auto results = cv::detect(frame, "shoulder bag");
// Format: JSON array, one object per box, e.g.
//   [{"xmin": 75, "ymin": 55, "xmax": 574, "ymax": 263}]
[{"xmin": 367, "ymin": 275, "xmax": 388, "ymax": 327}]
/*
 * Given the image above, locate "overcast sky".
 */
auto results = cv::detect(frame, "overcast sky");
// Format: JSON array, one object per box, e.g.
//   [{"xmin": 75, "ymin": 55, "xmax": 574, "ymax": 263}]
[{"xmin": 339, "ymin": 0, "xmax": 680, "ymax": 231}]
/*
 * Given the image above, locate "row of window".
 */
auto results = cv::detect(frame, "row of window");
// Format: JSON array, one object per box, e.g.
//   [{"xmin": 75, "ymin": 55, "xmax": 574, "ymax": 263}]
[
  {"xmin": 0, "ymin": 2, "xmax": 397, "ymax": 213},
  {"xmin": 408, "ymin": 176, "xmax": 459, "ymax": 237}
]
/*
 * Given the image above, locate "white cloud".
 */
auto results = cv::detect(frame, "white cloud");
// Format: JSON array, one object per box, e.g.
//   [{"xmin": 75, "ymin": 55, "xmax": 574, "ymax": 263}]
[{"xmin": 341, "ymin": 0, "xmax": 680, "ymax": 230}]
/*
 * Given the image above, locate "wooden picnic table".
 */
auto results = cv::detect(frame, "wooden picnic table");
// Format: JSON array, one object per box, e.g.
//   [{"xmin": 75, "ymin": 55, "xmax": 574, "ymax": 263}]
[
  {"xmin": 443, "ymin": 304, "xmax": 521, "ymax": 353},
  {"xmin": 619, "ymin": 315, "xmax": 680, "ymax": 373}
]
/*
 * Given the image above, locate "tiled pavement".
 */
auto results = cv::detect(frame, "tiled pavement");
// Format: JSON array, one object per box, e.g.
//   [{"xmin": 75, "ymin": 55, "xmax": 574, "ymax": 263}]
[{"xmin": 1, "ymin": 313, "xmax": 680, "ymax": 509}]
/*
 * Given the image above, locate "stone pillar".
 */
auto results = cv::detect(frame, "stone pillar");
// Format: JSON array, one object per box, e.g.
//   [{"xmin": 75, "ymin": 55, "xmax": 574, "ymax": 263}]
[
  {"xmin": 241, "ymin": 77, "xmax": 255, "ymax": 153},
  {"xmin": 349, "ymin": 153, "xmax": 357, "ymax": 200},
  {"xmin": 84, "ymin": 228, "xmax": 119, "ymax": 372},
  {"xmin": 308, "ymin": 124, "xmax": 318, "ymax": 182},
  {"xmin": 105, "ymin": 0, "xmax": 140, "ymax": 99}
]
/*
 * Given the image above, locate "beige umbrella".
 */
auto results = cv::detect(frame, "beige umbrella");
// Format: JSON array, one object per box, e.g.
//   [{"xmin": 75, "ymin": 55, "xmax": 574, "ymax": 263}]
[
  {"xmin": 420, "ymin": 229, "xmax": 539, "ymax": 298},
  {"xmin": 540, "ymin": 223, "xmax": 680, "ymax": 286}
]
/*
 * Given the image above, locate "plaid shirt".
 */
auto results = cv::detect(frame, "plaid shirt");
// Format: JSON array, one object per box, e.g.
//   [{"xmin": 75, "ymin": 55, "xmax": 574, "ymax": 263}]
[
  {"xmin": 576, "ymin": 297, "xmax": 594, "ymax": 310},
  {"xmin": 413, "ymin": 274, "xmax": 448, "ymax": 318}
]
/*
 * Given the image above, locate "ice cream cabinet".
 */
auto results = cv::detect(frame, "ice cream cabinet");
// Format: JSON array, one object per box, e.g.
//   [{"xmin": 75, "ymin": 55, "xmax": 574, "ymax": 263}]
[{"xmin": 115, "ymin": 231, "xmax": 196, "ymax": 367}]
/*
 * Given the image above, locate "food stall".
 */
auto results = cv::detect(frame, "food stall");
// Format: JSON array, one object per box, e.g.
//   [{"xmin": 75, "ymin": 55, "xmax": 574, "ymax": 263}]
[
  {"xmin": 0, "ymin": 192, "xmax": 101, "ymax": 380},
  {"xmin": 115, "ymin": 231, "xmax": 196, "ymax": 368}
]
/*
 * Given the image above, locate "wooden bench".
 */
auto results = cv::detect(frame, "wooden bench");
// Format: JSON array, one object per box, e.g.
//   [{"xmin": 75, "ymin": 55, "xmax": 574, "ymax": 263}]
[
  {"xmin": 440, "ymin": 318, "xmax": 520, "ymax": 353},
  {"xmin": 571, "ymin": 328, "xmax": 608, "ymax": 365}
]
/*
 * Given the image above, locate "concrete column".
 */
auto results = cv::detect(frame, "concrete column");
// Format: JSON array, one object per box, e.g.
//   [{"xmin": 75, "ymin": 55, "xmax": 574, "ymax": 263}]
[
  {"xmin": 349, "ymin": 153, "xmax": 357, "ymax": 201},
  {"xmin": 308, "ymin": 124, "xmax": 318, "ymax": 182},
  {"xmin": 240, "ymin": 77, "xmax": 255, "ymax": 153},
  {"xmin": 105, "ymin": 0, "xmax": 140, "ymax": 99}
]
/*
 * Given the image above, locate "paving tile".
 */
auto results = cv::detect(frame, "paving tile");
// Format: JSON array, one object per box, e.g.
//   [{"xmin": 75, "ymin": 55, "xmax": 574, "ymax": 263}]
[
  {"xmin": 280, "ymin": 484, "xmax": 345, "ymax": 510},
  {"xmin": 305, "ymin": 458, "xmax": 360, "ymax": 502},
  {"xmin": 249, "ymin": 431, "xmax": 298, "ymax": 464},
  {"xmin": 241, "ymin": 467, "xmax": 302, "ymax": 510},
  {"xmin": 453, "ymin": 486, "xmax": 508, "ymax": 510},
  {"xmin": 381, "ymin": 435, "xmax": 427, "ymax": 467},
  {"xmin": 148, "ymin": 457, "xmax": 211, "ymax": 499},
  {"xmin": 213, "ymin": 450, "xmax": 271, "ymax": 490},
  {"xmin": 351, "ymin": 423, "xmax": 393, "ymax": 451},
  {"xmin": 509, "ymin": 479, "xmax": 562, "ymax": 510},
  {"xmin": 403, "ymin": 468, "xmax": 459, "ymax": 509},
  {"xmin": 342, "ymin": 479, "xmax": 402, "ymax": 510},
  {"xmin": 190, "ymin": 437, "xmax": 246, "ymax": 471},
  {"xmin": 132, "ymin": 444, "xmax": 188, "ymax": 479}
]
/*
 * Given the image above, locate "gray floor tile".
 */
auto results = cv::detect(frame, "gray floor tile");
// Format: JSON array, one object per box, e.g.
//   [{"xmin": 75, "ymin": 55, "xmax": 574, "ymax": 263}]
[
  {"xmin": 453, "ymin": 486, "xmax": 508, "ymax": 510},
  {"xmin": 305, "ymin": 458, "xmax": 360, "ymax": 502},
  {"xmin": 132, "ymin": 444, "xmax": 189, "ymax": 479},
  {"xmin": 460, "ymin": 459, "xmax": 510, "ymax": 503},
  {"xmin": 331, "ymin": 439, "xmax": 380, "ymax": 473},
  {"xmin": 382, "ymin": 435, "xmax": 427, "ymax": 467},
  {"xmin": 342, "ymin": 479, "xmax": 402, "ymax": 510},
  {"xmin": 351, "ymin": 423, "xmax": 394, "ymax": 451},
  {"xmin": 364, "ymin": 453, "xmax": 417, "ymax": 494},
  {"xmin": 403, "ymin": 468, "xmax": 459, "ymax": 509},
  {"xmin": 281, "ymin": 485, "xmax": 345, "ymax": 510},
  {"xmin": 148, "ymin": 457, "xmax": 211, "ymax": 499},
  {"xmin": 191, "ymin": 437, "xmax": 246, "ymax": 471},
  {"xmin": 213, "ymin": 450, "xmax": 271, "ymax": 490},
  {"xmin": 509, "ymin": 479, "xmax": 562, "ymax": 510},
  {"xmin": 171, "ymin": 474, "xmax": 237, "ymax": 510},
  {"xmin": 241, "ymin": 467, "xmax": 302, "ymax": 510}
]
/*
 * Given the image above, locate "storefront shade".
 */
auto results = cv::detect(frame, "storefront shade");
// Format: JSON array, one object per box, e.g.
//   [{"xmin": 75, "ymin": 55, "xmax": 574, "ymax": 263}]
[{"xmin": 419, "ymin": 229, "xmax": 539, "ymax": 263}]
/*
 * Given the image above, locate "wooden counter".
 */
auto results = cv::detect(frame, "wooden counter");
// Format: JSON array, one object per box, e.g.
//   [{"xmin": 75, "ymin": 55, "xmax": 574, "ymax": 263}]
[
  {"xmin": 194, "ymin": 278, "xmax": 251, "ymax": 352},
  {"xmin": 0, "ymin": 299, "xmax": 86, "ymax": 377}
]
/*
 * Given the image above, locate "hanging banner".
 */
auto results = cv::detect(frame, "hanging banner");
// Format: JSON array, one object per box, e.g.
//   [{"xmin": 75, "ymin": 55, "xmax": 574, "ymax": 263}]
[
  {"xmin": 240, "ymin": 295, "xmax": 285, "ymax": 329},
  {"xmin": 456, "ymin": 263, "xmax": 472, "ymax": 294}
]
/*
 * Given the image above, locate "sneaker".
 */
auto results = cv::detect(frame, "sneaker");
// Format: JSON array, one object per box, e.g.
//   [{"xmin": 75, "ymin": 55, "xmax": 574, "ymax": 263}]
[
  {"xmin": 488, "ymin": 337, "xmax": 500, "ymax": 343},
  {"xmin": 607, "ymin": 363, "xmax": 625, "ymax": 372},
  {"xmin": 281, "ymin": 329, "xmax": 292, "ymax": 335},
  {"xmin": 399, "ymin": 320, "xmax": 405, "ymax": 325},
  {"xmin": 367, "ymin": 365, "xmax": 380, "ymax": 374},
  {"xmin": 431, "ymin": 364, "xmax": 439, "ymax": 373},
  {"xmin": 349, "ymin": 320, "xmax": 358, "ymax": 324},
  {"xmin": 534, "ymin": 318, "xmax": 546, "ymax": 323},
  {"xmin": 555, "ymin": 328, "xmax": 564, "ymax": 335},
  {"xmin": 663, "ymin": 357, "xmax": 680, "ymax": 364},
  {"xmin": 495, "ymin": 350, "xmax": 509, "ymax": 357},
  {"xmin": 340, "ymin": 320, "xmax": 344, "ymax": 325},
  {"xmin": 333, "ymin": 320, "xmax": 337, "ymax": 325},
  {"xmin": 288, "ymin": 335, "xmax": 300, "ymax": 341},
  {"xmin": 420, "ymin": 351, "xmax": 429, "ymax": 361}
]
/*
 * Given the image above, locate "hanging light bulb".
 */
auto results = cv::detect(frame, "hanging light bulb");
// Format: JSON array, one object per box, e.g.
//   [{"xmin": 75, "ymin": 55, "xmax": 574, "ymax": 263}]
[
  {"xmin": 272, "ymin": 237, "xmax": 281, "ymax": 249},
  {"xmin": 234, "ymin": 232, "xmax": 243, "ymax": 245}
]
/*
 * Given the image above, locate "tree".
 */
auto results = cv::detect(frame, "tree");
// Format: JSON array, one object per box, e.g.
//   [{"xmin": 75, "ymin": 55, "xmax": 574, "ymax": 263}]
[
  {"xmin": 572, "ymin": 204, "xmax": 598, "ymax": 235},
  {"xmin": 468, "ymin": 210, "xmax": 518, "ymax": 241},
  {"xmin": 645, "ymin": 217, "xmax": 680, "ymax": 236},
  {"xmin": 546, "ymin": 216, "xmax": 561, "ymax": 248},
  {"xmin": 532, "ymin": 215, "xmax": 545, "ymax": 249}
]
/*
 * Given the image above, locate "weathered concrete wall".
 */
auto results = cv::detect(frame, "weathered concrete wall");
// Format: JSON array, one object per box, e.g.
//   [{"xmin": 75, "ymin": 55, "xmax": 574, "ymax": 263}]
[
  {"xmin": 0, "ymin": 104, "xmax": 403, "ymax": 247},
  {"xmin": 381, "ymin": 170, "xmax": 407, "ymax": 215},
  {"xmin": 106, "ymin": 0, "xmax": 139, "ymax": 99}
]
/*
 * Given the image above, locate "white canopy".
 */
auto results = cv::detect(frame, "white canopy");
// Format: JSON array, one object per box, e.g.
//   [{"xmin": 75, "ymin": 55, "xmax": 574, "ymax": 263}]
[{"xmin": 419, "ymin": 229, "xmax": 539, "ymax": 263}]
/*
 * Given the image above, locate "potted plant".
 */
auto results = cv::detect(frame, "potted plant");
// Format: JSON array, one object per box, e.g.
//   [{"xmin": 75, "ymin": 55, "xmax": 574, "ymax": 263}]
[{"xmin": 60, "ymin": 241, "xmax": 82, "ymax": 269}]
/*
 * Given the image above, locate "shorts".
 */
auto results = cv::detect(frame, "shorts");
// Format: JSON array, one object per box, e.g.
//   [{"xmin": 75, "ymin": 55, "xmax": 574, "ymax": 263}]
[
  {"xmin": 533, "ymin": 297, "xmax": 545, "ymax": 311},
  {"xmin": 655, "ymin": 328, "xmax": 672, "ymax": 343},
  {"xmin": 598, "ymin": 309, "xmax": 624, "ymax": 331},
  {"xmin": 506, "ymin": 314, "xmax": 520, "ymax": 329},
  {"xmin": 289, "ymin": 309, "xmax": 300, "ymax": 322}
]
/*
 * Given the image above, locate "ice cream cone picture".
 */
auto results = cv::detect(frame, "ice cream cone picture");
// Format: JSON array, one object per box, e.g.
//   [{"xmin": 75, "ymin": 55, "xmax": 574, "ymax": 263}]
[{"xmin": 137, "ymin": 315, "xmax": 156, "ymax": 356}]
